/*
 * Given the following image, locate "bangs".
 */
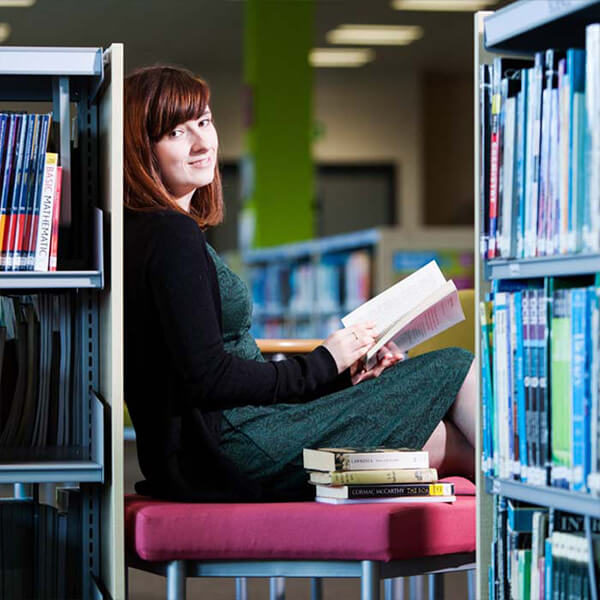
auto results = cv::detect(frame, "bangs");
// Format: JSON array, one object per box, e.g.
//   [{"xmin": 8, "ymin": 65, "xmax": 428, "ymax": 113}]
[{"xmin": 147, "ymin": 69, "xmax": 210, "ymax": 141}]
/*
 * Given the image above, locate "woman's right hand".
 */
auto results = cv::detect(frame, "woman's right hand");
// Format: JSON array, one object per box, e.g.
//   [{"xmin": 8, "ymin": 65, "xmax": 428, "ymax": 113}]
[{"xmin": 322, "ymin": 323, "xmax": 377, "ymax": 374}]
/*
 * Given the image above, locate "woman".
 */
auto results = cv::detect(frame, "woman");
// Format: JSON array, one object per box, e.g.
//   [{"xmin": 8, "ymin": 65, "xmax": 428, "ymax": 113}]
[{"xmin": 124, "ymin": 65, "xmax": 476, "ymax": 502}]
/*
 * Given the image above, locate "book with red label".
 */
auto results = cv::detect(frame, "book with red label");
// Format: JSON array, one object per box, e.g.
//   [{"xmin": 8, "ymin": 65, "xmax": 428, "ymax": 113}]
[
  {"xmin": 0, "ymin": 115, "xmax": 17, "ymax": 262},
  {"xmin": 48, "ymin": 165, "xmax": 62, "ymax": 271}
]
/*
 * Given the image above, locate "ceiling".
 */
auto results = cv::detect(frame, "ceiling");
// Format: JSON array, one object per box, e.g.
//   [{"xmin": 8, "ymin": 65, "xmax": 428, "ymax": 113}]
[{"xmin": 0, "ymin": 0, "xmax": 510, "ymax": 77}]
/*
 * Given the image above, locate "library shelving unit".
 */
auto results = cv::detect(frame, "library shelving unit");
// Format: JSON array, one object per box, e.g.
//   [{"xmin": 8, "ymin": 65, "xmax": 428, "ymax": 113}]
[
  {"xmin": 242, "ymin": 226, "xmax": 474, "ymax": 339},
  {"xmin": 0, "ymin": 46, "xmax": 124, "ymax": 598},
  {"xmin": 475, "ymin": 2, "xmax": 600, "ymax": 599}
]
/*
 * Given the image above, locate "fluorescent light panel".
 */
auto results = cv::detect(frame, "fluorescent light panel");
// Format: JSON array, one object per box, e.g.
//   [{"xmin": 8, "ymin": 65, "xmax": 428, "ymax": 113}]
[
  {"xmin": 0, "ymin": 0, "xmax": 36, "ymax": 6},
  {"xmin": 391, "ymin": 0, "xmax": 496, "ymax": 11},
  {"xmin": 0, "ymin": 23, "xmax": 10, "ymax": 43},
  {"xmin": 309, "ymin": 48, "xmax": 375, "ymax": 68},
  {"xmin": 327, "ymin": 25, "xmax": 423, "ymax": 46}
]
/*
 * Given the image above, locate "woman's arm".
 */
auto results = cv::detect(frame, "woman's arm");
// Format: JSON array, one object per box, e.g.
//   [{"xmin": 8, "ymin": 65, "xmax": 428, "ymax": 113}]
[{"xmin": 146, "ymin": 213, "xmax": 350, "ymax": 410}]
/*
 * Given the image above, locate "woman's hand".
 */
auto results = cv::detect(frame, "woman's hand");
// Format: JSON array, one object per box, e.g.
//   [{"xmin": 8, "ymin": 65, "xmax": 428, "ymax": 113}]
[
  {"xmin": 350, "ymin": 341, "xmax": 406, "ymax": 385},
  {"xmin": 322, "ymin": 323, "xmax": 377, "ymax": 374}
]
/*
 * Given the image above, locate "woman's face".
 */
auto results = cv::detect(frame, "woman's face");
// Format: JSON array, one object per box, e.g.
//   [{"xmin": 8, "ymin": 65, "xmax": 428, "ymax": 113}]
[{"xmin": 153, "ymin": 109, "xmax": 218, "ymax": 200}]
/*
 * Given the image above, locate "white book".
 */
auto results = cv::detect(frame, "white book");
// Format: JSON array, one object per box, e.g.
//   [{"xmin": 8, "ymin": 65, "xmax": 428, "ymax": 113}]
[
  {"xmin": 342, "ymin": 260, "xmax": 465, "ymax": 370},
  {"xmin": 33, "ymin": 153, "xmax": 58, "ymax": 272},
  {"xmin": 586, "ymin": 24, "xmax": 600, "ymax": 252},
  {"xmin": 315, "ymin": 495, "xmax": 456, "ymax": 505},
  {"xmin": 303, "ymin": 447, "xmax": 429, "ymax": 472}
]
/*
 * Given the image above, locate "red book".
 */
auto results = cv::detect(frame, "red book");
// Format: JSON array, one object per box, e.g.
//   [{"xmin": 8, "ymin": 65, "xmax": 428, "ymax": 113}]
[{"xmin": 48, "ymin": 166, "xmax": 62, "ymax": 271}]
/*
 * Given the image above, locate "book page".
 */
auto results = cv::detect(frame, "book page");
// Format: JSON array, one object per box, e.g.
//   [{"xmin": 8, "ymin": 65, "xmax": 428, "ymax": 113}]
[
  {"xmin": 364, "ymin": 282, "xmax": 465, "ymax": 369},
  {"xmin": 342, "ymin": 260, "xmax": 446, "ymax": 337}
]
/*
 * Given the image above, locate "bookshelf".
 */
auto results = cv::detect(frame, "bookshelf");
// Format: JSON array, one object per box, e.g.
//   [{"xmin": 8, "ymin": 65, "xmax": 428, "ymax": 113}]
[
  {"xmin": 242, "ymin": 226, "xmax": 474, "ymax": 339},
  {"xmin": 0, "ymin": 45, "xmax": 124, "ymax": 599},
  {"xmin": 476, "ymin": 2, "xmax": 600, "ymax": 599}
]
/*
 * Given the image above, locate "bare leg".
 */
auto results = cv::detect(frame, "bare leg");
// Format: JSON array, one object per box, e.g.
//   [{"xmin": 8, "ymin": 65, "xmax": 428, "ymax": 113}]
[
  {"xmin": 447, "ymin": 360, "xmax": 476, "ymax": 448},
  {"xmin": 422, "ymin": 419, "xmax": 474, "ymax": 480}
]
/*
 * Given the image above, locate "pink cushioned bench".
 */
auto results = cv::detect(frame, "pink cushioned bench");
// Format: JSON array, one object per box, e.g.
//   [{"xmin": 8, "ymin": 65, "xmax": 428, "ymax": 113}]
[{"xmin": 125, "ymin": 476, "xmax": 476, "ymax": 600}]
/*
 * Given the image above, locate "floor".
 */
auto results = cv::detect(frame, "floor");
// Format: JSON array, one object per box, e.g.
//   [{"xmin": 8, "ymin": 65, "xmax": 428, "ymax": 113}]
[{"xmin": 124, "ymin": 442, "xmax": 471, "ymax": 600}]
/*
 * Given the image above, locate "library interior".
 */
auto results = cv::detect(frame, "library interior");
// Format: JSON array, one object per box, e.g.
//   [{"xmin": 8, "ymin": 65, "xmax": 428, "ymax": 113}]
[{"xmin": 0, "ymin": 0, "xmax": 599, "ymax": 599}]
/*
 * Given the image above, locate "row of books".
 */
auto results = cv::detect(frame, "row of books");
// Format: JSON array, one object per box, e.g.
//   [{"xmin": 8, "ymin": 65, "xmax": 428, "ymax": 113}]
[
  {"xmin": 0, "ymin": 488, "xmax": 82, "ymax": 599},
  {"xmin": 490, "ymin": 498, "xmax": 599, "ymax": 600},
  {"xmin": 249, "ymin": 249, "xmax": 372, "ymax": 319},
  {"xmin": 0, "ymin": 113, "xmax": 62, "ymax": 272},
  {"xmin": 0, "ymin": 293, "xmax": 83, "ymax": 450},
  {"xmin": 480, "ymin": 278, "xmax": 600, "ymax": 494},
  {"xmin": 302, "ymin": 447, "xmax": 455, "ymax": 505},
  {"xmin": 480, "ymin": 23, "xmax": 600, "ymax": 260}
]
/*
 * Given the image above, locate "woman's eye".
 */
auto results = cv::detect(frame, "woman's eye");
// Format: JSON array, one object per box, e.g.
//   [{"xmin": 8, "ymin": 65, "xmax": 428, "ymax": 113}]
[
  {"xmin": 169, "ymin": 129, "xmax": 183, "ymax": 138},
  {"xmin": 199, "ymin": 117, "xmax": 212, "ymax": 127}
]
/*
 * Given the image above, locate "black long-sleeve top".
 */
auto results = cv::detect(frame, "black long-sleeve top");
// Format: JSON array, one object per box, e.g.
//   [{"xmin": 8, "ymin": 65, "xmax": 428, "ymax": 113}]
[{"xmin": 124, "ymin": 208, "xmax": 345, "ymax": 501}]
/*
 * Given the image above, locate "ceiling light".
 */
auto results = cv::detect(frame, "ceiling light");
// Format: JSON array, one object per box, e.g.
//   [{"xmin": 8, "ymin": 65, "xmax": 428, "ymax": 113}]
[
  {"xmin": 309, "ymin": 48, "xmax": 375, "ymax": 68},
  {"xmin": 0, "ymin": 0, "xmax": 36, "ymax": 6},
  {"xmin": 327, "ymin": 25, "xmax": 423, "ymax": 46},
  {"xmin": 391, "ymin": 0, "xmax": 496, "ymax": 11},
  {"xmin": 0, "ymin": 23, "xmax": 11, "ymax": 43}
]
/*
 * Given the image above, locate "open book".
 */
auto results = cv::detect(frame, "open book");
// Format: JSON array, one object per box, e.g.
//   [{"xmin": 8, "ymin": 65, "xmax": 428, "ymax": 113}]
[{"xmin": 342, "ymin": 260, "xmax": 465, "ymax": 370}]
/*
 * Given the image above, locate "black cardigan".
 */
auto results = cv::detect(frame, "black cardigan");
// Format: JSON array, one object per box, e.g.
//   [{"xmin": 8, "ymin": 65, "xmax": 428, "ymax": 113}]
[{"xmin": 124, "ymin": 209, "xmax": 345, "ymax": 501}]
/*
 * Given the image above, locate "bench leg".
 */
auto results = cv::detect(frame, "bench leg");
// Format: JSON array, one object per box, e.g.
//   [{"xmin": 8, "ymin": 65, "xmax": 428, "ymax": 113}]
[
  {"xmin": 269, "ymin": 576, "xmax": 285, "ymax": 600},
  {"xmin": 236, "ymin": 577, "xmax": 248, "ymax": 600},
  {"xmin": 361, "ymin": 560, "xmax": 380, "ymax": 600},
  {"xmin": 409, "ymin": 575, "xmax": 425, "ymax": 600},
  {"xmin": 384, "ymin": 577, "xmax": 404, "ymax": 600},
  {"xmin": 310, "ymin": 577, "xmax": 323, "ymax": 600},
  {"xmin": 166, "ymin": 560, "xmax": 186, "ymax": 600},
  {"xmin": 427, "ymin": 573, "xmax": 444, "ymax": 600}
]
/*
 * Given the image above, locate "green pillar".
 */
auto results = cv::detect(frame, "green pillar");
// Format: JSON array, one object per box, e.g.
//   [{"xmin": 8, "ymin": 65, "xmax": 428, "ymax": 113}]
[{"xmin": 241, "ymin": 0, "xmax": 314, "ymax": 248}]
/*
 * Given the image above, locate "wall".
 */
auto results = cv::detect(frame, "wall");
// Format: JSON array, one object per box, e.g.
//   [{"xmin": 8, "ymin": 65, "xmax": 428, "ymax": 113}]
[{"xmin": 205, "ymin": 67, "xmax": 423, "ymax": 231}]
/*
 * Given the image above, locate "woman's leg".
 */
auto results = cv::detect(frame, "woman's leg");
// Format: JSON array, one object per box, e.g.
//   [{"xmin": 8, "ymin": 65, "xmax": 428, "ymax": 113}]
[
  {"xmin": 422, "ymin": 419, "xmax": 474, "ymax": 480},
  {"xmin": 447, "ymin": 360, "xmax": 476, "ymax": 447}
]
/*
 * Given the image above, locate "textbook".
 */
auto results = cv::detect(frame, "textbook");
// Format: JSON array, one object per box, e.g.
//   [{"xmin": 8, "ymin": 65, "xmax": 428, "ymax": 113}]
[
  {"xmin": 315, "ymin": 495, "xmax": 456, "ymax": 505},
  {"xmin": 303, "ymin": 447, "xmax": 429, "ymax": 472},
  {"xmin": 308, "ymin": 467, "xmax": 438, "ymax": 486},
  {"xmin": 342, "ymin": 260, "xmax": 465, "ymax": 370},
  {"xmin": 315, "ymin": 482, "xmax": 454, "ymax": 500}
]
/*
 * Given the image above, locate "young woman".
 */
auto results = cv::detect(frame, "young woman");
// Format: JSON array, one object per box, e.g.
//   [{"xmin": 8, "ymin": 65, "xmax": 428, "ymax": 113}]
[{"xmin": 124, "ymin": 65, "xmax": 476, "ymax": 502}]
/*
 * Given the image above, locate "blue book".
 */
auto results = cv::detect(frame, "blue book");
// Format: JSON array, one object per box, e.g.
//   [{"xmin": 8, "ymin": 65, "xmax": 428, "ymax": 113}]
[
  {"xmin": 570, "ymin": 287, "xmax": 587, "ymax": 492},
  {"xmin": 0, "ymin": 114, "xmax": 7, "ymax": 190},
  {"xmin": 480, "ymin": 300, "xmax": 494, "ymax": 475},
  {"xmin": 544, "ymin": 537, "xmax": 553, "ymax": 600},
  {"xmin": 514, "ymin": 291, "xmax": 528, "ymax": 479}
]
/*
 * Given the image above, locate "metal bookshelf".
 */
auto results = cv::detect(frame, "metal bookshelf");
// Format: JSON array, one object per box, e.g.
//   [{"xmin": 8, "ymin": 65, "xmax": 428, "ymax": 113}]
[
  {"xmin": 476, "ymin": 2, "xmax": 600, "ymax": 598},
  {"xmin": 485, "ymin": 254, "xmax": 600, "ymax": 280},
  {"xmin": 0, "ymin": 45, "xmax": 124, "ymax": 599},
  {"xmin": 485, "ymin": 477, "xmax": 600, "ymax": 519},
  {"xmin": 485, "ymin": 0, "xmax": 600, "ymax": 53}
]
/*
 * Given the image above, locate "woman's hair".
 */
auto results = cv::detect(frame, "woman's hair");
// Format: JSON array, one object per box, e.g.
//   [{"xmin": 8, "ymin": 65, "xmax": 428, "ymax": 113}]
[{"xmin": 124, "ymin": 65, "xmax": 223, "ymax": 228}]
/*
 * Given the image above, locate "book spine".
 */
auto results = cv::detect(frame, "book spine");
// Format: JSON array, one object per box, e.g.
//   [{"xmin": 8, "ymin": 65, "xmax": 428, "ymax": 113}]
[
  {"xmin": 488, "ymin": 59, "xmax": 502, "ymax": 259},
  {"xmin": 48, "ymin": 166, "xmax": 62, "ymax": 272},
  {"xmin": 516, "ymin": 73, "xmax": 528, "ymax": 258},
  {"xmin": 341, "ymin": 452, "xmax": 429, "ymax": 470},
  {"xmin": 480, "ymin": 63, "xmax": 492, "ymax": 260},
  {"xmin": 339, "ymin": 482, "xmax": 454, "ymax": 499},
  {"xmin": 585, "ymin": 25, "xmax": 600, "ymax": 252},
  {"xmin": 0, "ymin": 114, "xmax": 16, "ymax": 260},
  {"xmin": 514, "ymin": 291, "xmax": 528, "ymax": 479},
  {"xmin": 570, "ymin": 288, "xmax": 586, "ymax": 492},
  {"xmin": 325, "ymin": 468, "xmax": 438, "ymax": 486},
  {"xmin": 33, "ymin": 153, "xmax": 58, "ymax": 272},
  {"xmin": 550, "ymin": 289, "xmax": 572, "ymax": 488},
  {"xmin": 558, "ymin": 58, "xmax": 570, "ymax": 255}
]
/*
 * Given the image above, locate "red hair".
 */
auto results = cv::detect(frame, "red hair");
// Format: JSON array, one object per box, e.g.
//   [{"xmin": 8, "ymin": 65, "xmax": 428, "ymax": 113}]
[{"xmin": 124, "ymin": 65, "xmax": 223, "ymax": 228}]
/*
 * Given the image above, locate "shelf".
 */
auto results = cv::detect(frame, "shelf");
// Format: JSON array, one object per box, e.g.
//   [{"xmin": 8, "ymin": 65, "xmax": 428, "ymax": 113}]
[
  {"xmin": 484, "ymin": 0, "xmax": 600, "ymax": 53},
  {"xmin": 0, "ymin": 270, "xmax": 103, "ymax": 289},
  {"xmin": 0, "ymin": 47, "xmax": 103, "ymax": 76},
  {"xmin": 485, "ymin": 477, "xmax": 600, "ymax": 518},
  {"xmin": 485, "ymin": 254, "xmax": 600, "ymax": 280},
  {"xmin": 243, "ymin": 228, "xmax": 380, "ymax": 263},
  {"xmin": 0, "ymin": 460, "xmax": 103, "ymax": 484}
]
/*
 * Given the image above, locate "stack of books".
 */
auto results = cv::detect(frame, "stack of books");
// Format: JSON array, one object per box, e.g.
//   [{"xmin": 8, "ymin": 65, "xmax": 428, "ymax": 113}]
[{"xmin": 302, "ymin": 447, "xmax": 456, "ymax": 505}]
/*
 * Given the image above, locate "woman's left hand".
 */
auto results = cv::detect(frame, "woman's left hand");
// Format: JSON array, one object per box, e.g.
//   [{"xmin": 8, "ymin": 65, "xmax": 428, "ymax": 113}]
[{"xmin": 350, "ymin": 341, "xmax": 406, "ymax": 385}]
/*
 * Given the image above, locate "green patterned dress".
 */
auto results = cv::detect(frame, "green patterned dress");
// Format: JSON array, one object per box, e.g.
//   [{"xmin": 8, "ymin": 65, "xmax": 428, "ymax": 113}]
[{"xmin": 207, "ymin": 245, "xmax": 474, "ymax": 498}]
